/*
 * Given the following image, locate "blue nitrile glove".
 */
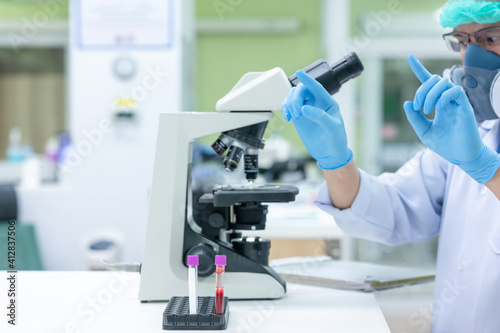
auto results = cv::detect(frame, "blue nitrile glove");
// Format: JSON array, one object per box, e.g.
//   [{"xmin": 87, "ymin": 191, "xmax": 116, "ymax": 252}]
[
  {"xmin": 281, "ymin": 70, "xmax": 352, "ymax": 170},
  {"xmin": 404, "ymin": 54, "xmax": 500, "ymax": 184}
]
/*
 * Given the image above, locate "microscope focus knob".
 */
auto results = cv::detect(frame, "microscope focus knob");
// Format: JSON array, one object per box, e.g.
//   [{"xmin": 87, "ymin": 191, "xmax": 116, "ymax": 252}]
[
  {"xmin": 186, "ymin": 244, "xmax": 216, "ymax": 277},
  {"xmin": 232, "ymin": 236, "xmax": 270, "ymax": 266},
  {"xmin": 208, "ymin": 213, "xmax": 225, "ymax": 228}
]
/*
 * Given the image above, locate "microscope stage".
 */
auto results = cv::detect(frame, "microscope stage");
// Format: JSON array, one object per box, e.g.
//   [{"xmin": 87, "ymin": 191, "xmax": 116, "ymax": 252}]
[{"xmin": 199, "ymin": 184, "xmax": 299, "ymax": 207}]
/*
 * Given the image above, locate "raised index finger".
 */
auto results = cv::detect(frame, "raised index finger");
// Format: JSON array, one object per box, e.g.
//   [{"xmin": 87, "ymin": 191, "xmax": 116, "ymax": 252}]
[
  {"xmin": 408, "ymin": 54, "xmax": 432, "ymax": 83},
  {"xmin": 295, "ymin": 70, "xmax": 333, "ymax": 104}
]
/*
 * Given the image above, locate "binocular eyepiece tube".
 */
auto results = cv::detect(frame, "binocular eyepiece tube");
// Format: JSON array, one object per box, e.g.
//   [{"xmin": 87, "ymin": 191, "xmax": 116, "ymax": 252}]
[{"xmin": 288, "ymin": 52, "xmax": 364, "ymax": 95}]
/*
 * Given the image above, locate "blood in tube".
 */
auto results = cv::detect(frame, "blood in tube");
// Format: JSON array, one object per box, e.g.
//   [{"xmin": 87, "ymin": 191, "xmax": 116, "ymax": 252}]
[
  {"xmin": 215, "ymin": 287, "xmax": 224, "ymax": 314},
  {"xmin": 214, "ymin": 255, "xmax": 226, "ymax": 315}
]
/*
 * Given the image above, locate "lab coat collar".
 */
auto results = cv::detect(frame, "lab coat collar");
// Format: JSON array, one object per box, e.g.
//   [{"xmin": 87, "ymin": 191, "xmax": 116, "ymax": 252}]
[
  {"xmin": 482, "ymin": 119, "xmax": 500, "ymax": 152},
  {"xmin": 479, "ymin": 119, "xmax": 498, "ymax": 131}
]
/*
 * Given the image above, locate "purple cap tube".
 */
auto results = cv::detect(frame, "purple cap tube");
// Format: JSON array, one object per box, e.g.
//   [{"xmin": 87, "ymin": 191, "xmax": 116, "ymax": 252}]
[
  {"xmin": 187, "ymin": 255, "xmax": 199, "ymax": 314},
  {"xmin": 187, "ymin": 255, "xmax": 199, "ymax": 266}
]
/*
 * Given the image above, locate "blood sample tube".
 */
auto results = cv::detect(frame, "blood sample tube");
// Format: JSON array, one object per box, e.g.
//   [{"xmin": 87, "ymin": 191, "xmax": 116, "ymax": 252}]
[
  {"xmin": 214, "ymin": 255, "xmax": 226, "ymax": 315},
  {"xmin": 187, "ymin": 255, "xmax": 199, "ymax": 314}
]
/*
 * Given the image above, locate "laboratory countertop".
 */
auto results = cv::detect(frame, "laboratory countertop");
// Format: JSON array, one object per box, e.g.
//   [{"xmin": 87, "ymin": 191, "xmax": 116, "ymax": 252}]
[{"xmin": 0, "ymin": 271, "xmax": 390, "ymax": 333}]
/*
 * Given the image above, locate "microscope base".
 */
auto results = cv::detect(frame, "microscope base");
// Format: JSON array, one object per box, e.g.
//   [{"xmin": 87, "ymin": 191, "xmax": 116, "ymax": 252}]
[{"xmin": 139, "ymin": 270, "xmax": 285, "ymax": 302}]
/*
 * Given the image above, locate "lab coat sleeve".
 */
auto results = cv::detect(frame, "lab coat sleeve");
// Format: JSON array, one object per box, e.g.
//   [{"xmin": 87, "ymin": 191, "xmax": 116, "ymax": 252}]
[{"xmin": 314, "ymin": 149, "xmax": 447, "ymax": 246}]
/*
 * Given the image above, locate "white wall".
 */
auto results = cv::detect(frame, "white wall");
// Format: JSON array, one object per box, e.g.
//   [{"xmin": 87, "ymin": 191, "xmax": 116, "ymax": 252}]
[{"xmin": 19, "ymin": 0, "xmax": 194, "ymax": 270}]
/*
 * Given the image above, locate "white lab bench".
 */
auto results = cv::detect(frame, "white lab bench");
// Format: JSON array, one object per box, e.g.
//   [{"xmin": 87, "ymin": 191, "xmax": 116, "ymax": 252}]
[
  {"xmin": 0, "ymin": 159, "xmax": 57, "ymax": 185},
  {"xmin": 0, "ymin": 271, "xmax": 390, "ymax": 332}
]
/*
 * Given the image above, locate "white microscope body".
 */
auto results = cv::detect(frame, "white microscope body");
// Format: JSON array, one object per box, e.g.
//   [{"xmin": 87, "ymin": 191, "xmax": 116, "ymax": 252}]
[
  {"xmin": 139, "ymin": 68, "xmax": 293, "ymax": 301},
  {"xmin": 139, "ymin": 52, "xmax": 363, "ymax": 301}
]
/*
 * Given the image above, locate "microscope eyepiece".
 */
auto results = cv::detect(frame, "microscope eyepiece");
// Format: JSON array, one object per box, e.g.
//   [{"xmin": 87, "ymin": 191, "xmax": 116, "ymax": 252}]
[
  {"xmin": 331, "ymin": 52, "xmax": 364, "ymax": 86},
  {"xmin": 288, "ymin": 52, "xmax": 364, "ymax": 95}
]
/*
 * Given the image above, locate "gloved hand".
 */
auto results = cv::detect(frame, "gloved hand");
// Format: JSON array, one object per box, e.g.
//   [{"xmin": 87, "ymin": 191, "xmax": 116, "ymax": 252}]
[
  {"xmin": 404, "ymin": 54, "xmax": 500, "ymax": 184},
  {"xmin": 281, "ymin": 70, "xmax": 352, "ymax": 170}
]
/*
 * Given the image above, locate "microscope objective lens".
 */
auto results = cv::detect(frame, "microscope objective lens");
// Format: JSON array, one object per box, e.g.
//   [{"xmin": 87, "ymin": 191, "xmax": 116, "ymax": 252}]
[
  {"xmin": 212, "ymin": 134, "xmax": 231, "ymax": 156},
  {"xmin": 244, "ymin": 149, "xmax": 258, "ymax": 182},
  {"xmin": 224, "ymin": 145, "xmax": 244, "ymax": 172}
]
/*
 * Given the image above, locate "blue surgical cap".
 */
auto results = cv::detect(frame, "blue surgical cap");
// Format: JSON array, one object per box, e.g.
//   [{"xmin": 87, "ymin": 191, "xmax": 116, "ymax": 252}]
[{"xmin": 440, "ymin": 0, "xmax": 500, "ymax": 28}]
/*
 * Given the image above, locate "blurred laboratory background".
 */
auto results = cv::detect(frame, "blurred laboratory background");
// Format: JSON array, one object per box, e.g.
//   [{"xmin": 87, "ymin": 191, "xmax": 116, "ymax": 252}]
[{"xmin": 0, "ymin": 1, "xmax": 455, "ymax": 332}]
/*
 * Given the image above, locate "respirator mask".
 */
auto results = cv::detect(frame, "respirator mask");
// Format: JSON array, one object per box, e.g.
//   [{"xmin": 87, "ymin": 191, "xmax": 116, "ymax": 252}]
[{"xmin": 448, "ymin": 44, "xmax": 500, "ymax": 122}]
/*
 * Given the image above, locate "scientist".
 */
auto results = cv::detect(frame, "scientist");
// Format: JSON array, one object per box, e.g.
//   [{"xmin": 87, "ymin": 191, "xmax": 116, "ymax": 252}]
[{"xmin": 282, "ymin": 0, "xmax": 500, "ymax": 332}]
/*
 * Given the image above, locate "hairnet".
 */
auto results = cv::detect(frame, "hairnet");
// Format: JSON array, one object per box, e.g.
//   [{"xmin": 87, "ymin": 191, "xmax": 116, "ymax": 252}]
[{"xmin": 440, "ymin": 0, "xmax": 500, "ymax": 28}]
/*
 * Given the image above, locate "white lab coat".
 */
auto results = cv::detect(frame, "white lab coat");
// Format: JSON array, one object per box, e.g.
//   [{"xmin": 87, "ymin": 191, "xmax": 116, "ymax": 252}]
[{"xmin": 315, "ymin": 119, "xmax": 500, "ymax": 333}]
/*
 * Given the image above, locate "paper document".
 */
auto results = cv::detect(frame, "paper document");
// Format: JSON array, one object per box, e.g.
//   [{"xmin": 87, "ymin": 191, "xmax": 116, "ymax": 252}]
[{"xmin": 270, "ymin": 256, "xmax": 435, "ymax": 292}]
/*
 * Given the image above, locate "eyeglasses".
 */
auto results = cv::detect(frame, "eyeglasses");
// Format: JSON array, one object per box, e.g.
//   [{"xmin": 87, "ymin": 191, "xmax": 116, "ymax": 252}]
[{"xmin": 443, "ymin": 26, "xmax": 500, "ymax": 52}]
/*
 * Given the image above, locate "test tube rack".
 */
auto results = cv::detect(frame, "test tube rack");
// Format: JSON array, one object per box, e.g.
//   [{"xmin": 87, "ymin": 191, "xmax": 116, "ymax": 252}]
[{"xmin": 163, "ymin": 296, "xmax": 229, "ymax": 330}]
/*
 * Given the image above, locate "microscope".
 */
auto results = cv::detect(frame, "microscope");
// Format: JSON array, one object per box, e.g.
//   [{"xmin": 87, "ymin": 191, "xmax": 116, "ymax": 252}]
[{"xmin": 139, "ymin": 52, "xmax": 364, "ymax": 302}]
